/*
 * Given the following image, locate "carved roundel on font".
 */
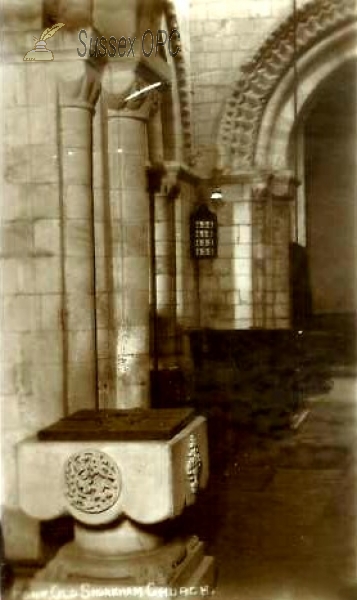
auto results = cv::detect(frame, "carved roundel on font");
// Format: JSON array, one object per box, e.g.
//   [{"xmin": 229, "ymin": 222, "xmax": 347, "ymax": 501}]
[{"xmin": 64, "ymin": 450, "xmax": 121, "ymax": 514}]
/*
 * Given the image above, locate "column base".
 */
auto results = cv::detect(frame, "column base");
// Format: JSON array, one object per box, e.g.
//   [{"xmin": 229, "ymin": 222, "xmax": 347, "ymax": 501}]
[{"xmin": 28, "ymin": 535, "xmax": 216, "ymax": 599}]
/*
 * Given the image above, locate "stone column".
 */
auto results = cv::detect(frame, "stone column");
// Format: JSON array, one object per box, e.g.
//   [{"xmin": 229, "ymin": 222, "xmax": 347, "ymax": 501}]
[
  {"xmin": 147, "ymin": 91, "xmax": 164, "ymax": 166},
  {"xmin": 252, "ymin": 180, "xmax": 269, "ymax": 329},
  {"xmin": 58, "ymin": 63, "xmax": 101, "ymax": 413},
  {"xmin": 268, "ymin": 174, "xmax": 296, "ymax": 329},
  {"xmin": 104, "ymin": 73, "xmax": 155, "ymax": 409},
  {"xmin": 153, "ymin": 172, "xmax": 180, "ymax": 364},
  {"xmin": 252, "ymin": 173, "xmax": 294, "ymax": 329},
  {"xmin": 147, "ymin": 96, "xmax": 180, "ymax": 365}
]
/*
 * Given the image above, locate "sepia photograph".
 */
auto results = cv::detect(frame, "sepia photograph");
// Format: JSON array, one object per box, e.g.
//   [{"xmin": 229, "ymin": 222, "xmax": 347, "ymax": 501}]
[{"xmin": 0, "ymin": 0, "xmax": 356, "ymax": 598}]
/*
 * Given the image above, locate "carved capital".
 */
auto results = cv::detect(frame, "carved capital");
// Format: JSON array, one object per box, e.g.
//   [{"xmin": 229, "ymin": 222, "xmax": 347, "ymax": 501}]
[
  {"xmin": 109, "ymin": 77, "xmax": 148, "ymax": 113},
  {"xmin": 270, "ymin": 172, "xmax": 299, "ymax": 198},
  {"xmin": 251, "ymin": 178, "xmax": 270, "ymax": 201},
  {"xmin": 251, "ymin": 172, "xmax": 298, "ymax": 200},
  {"xmin": 103, "ymin": 67, "xmax": 162, "ymax": 121},
  {"xmin": 57, "ymin": 60, "xmax": 102, "ymax": 110}
]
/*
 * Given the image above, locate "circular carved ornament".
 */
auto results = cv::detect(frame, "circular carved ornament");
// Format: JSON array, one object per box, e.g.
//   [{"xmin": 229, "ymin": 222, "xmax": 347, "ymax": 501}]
[{"xmin": 64, "ymin": 450, "xmax": 121, "ymax": 514}]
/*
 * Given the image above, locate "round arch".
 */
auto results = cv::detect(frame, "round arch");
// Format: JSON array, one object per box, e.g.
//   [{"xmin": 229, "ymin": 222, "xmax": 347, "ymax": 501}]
[
  {"xmin": 257, "ymin": 22, "xmax": 357, "ymax": 170},
  {"xmin": 163, "ymin": 0, "xmax": 194, "ymax": 166},
  {"xmin": 216, "ymin": 0, "xmax": 357, "ymax": 174}
]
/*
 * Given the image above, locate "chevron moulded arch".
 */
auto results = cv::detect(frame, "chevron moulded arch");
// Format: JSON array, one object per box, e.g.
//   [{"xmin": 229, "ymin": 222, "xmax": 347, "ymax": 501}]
[
  {"xmin": 164, "ymin": 0, "xmax": 195, "ymax": 166},
  {"xmin": 216, "ymin": 0, "xmax": 357, "ymax": 174}
]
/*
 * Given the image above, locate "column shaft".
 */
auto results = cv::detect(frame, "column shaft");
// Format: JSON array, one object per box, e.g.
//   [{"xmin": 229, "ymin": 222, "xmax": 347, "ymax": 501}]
[
  {"xmin": 155, "ymin": 187, "xmax": 177, "ymax": 361},
  {"xmin": 147, "ymin": 102, "xmax": 164, "ymax": 165},
  {"xmin": 108, "ymin": 112, "xmax": 150, "ymax": 409},
  {"xmin": 60, "ymin": 105, "xmax": 97, "ymax": 412},
  {"xmin": 252, "ymin": 174, "xmax": 293, "ymax": 329}
]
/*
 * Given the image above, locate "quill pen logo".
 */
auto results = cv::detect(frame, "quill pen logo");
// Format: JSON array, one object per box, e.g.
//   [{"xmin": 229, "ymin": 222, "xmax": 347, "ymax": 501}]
[{"xmin": 24, "ymin": 23, "xmax": 65, "ymax": 61}]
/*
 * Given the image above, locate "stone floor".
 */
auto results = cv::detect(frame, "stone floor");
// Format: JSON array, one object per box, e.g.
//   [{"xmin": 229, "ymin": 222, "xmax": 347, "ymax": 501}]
[{"xmin": 190, "ymin": 376, "xmax": 357, "ymax": 599}]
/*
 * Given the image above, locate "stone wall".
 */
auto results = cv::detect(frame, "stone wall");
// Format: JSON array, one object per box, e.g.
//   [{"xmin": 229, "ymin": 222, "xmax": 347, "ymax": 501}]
[
  {"xmin": 176, "ymin": 177, "xmax": 200, "ymax": 331},
  {"xmin": 198, "ymin": 185, "xmax": 252, "ymax": 329},
  {"xmin": 1, "ymin": 36, "xmax": 65, "ymax": 560},
  {"xmin": 198, "ymin": 178, "xmax": 291, "ymax": 330},
  {"xmin": 252, "ymin": 196, "xmax": 291, "ymax": 328}
]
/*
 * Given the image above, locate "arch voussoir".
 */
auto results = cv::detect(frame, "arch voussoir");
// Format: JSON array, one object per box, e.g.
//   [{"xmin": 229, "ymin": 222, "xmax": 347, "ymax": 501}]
[{"xmin": 216, "ymin": 0, "xmax": 357, "ymax": 174}]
